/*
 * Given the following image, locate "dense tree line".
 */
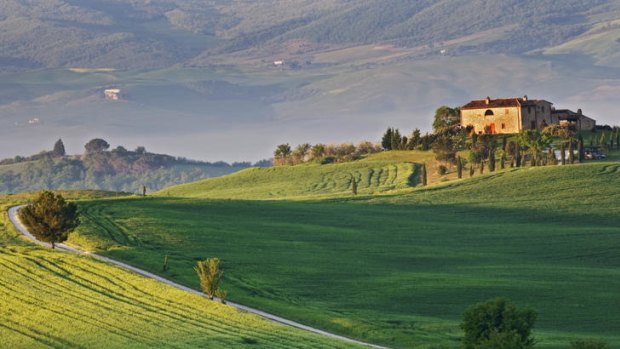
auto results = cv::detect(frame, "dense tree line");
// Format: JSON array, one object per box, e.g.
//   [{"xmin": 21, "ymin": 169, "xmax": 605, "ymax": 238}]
[
  {"xmin": 272, "ymin": 141, "xmax": 381, "ymax": 166},
  {"xmin": 0, "ymin": 139, "xmax": 262, "ymax": 194}
]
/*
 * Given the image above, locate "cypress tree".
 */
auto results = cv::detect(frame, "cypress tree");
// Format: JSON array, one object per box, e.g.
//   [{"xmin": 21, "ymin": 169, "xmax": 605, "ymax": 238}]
[
  {"xmin": 351, "ymin": 176, "xmax": 358, "ymax": 195},
  {"xmin": 421, "ymin": 163, "xmax": 428, "ymax": 186},
  {"xmin": 469, "ymin": 164, "xmax": 475, "ymax": 177},
  {"xmin": 381, "ymin": 128, "xmax": 393, "ymax": 150},
  {"xmin": 548, "ymin": 148, "xmax": 556, "ymax": 165},
  {"xmin": 53, "ymin": 139, "xmax": 66, "ymax": 157},
  {"xmin": 489, "ymin": 149, "xmax": 496, "ymax": 172},
  {"xmin": 457, "ymin": 156, "xmax": 463, "ymax": 179},
  {"xmin": 502, "ymin": 136, "xmax": 508, "ymax": 152},
  {"xmin": 500, "ymin": 153, "xmax": 505, "ymax": 169},
  {"xmin": 561, "ymin": 143, "xmax": 566, "ymax": 165},
  {"xmin": 568, "ymin": 141, "xmax": 575, "ymax": 164},
  {"xmin": 391, "ymin": 129, "xmax": 402, "ymax": 151},
  {"xmin": 515, "ymin": 146, "xmax": 521, "ymax": 168},
  {"xmin": 578, "ymin": 136, "xmax": 585, "ymax": 163},
  {"xmin": 479, "ymin": 161, "xmax": 484, "ymax": 175}
]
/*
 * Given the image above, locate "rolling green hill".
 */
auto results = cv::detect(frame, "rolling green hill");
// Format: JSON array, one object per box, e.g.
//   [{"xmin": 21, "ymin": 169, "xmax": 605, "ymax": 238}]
[
  {"xmin": 72, "ymin": 158, "xmax": 620, "ymax": 348},
  {"xmin": 159, "ymin": 151, "xmax": 434, "ymax": 200},
  {"xmin": 0, "ymin": 192, "xmax": 363, "ymax": 349}
]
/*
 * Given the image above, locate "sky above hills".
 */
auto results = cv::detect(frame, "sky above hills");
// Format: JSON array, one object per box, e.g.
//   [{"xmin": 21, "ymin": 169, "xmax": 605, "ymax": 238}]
[{"xmin": 1, "ymin": 0, "xmax": 619, "ymax": 161}]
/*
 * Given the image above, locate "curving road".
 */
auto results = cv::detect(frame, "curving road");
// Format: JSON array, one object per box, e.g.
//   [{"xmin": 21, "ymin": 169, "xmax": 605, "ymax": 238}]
[{"xmin": 8, "ymin": 205, "xmax": 387, "ymax": 349}]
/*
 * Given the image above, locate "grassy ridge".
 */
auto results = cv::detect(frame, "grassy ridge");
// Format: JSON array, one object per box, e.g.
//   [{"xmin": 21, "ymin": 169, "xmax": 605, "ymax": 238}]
[
  {"xmin": 158, "ymin": 151, "xmax": 431, "ymax": 199},
  {"xmin": 0, "ymin": 193, "xmax": 363, "ymax": 349},
  {"xmin": 75, "ymin": 160, "xmax": 620, "ymax": 348}
]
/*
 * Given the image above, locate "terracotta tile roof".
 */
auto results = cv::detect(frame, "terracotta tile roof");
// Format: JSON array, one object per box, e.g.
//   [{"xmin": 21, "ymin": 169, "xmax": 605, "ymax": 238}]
[{"xmin": 461, "ymin": 97, "xmax": 539, "ymax": 110}]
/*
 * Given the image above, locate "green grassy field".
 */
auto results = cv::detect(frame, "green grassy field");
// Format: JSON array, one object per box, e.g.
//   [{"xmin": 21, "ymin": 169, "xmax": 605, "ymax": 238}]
[
  {"xmin": 0, "ymin": 192, "xmax": 365, "ymax": 349},
  {"xmin": 71, "ymin": 155, "xmax": 620, "ymax": 349}
]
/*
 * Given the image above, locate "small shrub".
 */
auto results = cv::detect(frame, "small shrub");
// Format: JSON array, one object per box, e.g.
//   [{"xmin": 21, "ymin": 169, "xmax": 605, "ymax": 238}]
[{"xmin": 241, "ymin": 337, "xmax": 258, "ymax": 344}]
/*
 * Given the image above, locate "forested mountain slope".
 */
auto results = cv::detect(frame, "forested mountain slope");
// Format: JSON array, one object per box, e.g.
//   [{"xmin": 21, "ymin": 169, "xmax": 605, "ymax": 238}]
[{"xmin": 2, "ymin": 0, "xmax": 619, "ymax": 70}]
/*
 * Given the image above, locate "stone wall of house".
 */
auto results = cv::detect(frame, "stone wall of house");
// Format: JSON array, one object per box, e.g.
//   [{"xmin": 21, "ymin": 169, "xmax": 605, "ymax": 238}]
[
  {"xmin": 460, "ymin": 107, "xmax": 521, "ymax": 134},
  {"xmin": 579, "ymin": 116, "xmax": 596, "ymax": 130}
]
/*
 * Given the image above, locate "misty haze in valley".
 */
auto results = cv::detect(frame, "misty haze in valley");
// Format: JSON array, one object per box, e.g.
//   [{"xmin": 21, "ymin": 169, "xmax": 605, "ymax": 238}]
[{"xmin": 1, "ymin": 0, "xmax": 619, "ymax": 161}]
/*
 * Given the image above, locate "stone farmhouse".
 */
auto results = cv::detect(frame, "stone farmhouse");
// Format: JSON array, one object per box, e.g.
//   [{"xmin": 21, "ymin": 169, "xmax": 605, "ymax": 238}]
[{"xmin": 459, "ymin": 96, "xmax": 596, "ymax": 134}]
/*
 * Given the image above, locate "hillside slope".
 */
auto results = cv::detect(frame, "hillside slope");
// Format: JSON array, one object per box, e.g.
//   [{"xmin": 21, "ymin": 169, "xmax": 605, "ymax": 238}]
[
  {"xmin": 0, "ymin": 192, "xmax": 362, "ymax": 349},
  {"xmin": 76, "ymin": 161, "xmax": 620, "ymax": 348},
  {"xmin": 2, "ymin": 0, "xmax": 619, "ymax": 70},
  {"xmin": 158, "ymin": 151, "xmax": 434, "ymax": 199}
]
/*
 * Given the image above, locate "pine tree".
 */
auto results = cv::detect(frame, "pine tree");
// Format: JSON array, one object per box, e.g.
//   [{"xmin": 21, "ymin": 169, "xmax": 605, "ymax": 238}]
[
  {"xmin": 19, "ymin": 191, "xmax": 79, "ymax": 249},
  {"xmin": 52, "ymin": 139, "xmax": 66, "ymax": 157}
]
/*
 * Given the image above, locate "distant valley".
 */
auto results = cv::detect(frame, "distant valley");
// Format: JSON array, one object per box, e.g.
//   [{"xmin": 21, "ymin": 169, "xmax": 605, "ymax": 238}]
[{"xmin": 1, "ymin": 0, "xmax": 620, "ymax": 161}]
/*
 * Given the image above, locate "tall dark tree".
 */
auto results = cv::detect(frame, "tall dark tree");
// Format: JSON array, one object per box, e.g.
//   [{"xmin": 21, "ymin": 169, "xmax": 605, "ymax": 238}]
[
  {"xmin": 19, "ymin": 191, "xmax": 79, "ymax": 249},
  {"xmin": 461, "ymin": 298, "xmax": 537, "ymax": 349},
  {"xmin": 52, "ymin": 139, "xmax": 66, "ymax": 157},
  {"xmin": 84, "ymin": 138, "xmax": 110, "ymax": 154},
  {"xmin": 488, "ymin": 138, "xmax": 496, "ymax": 172},
  {"xmin": 351, "ymin": 176, "xmax": 358, "ymax": 195},
  {"xmin": 408, "ymin": 128, "xmax": 422, "ymax": 150},
  {"xmin": 568, "ymin": 141, "xmax": 575, "ymax": 164},
  {"xmin": 561, "ymin": 143, "xmax": 566, "ymax": 165},
  {"xmin": 381, "ymin": 128, "xmax": 394, "ymax": 150},
  {"xmin": 421, "ymin": 163, "xmax": 427, "ymax": 186},
  {"xmin": 391, "ymin": 129, "xmax": 403, "ymax": 151},
  {"xmin": 578, "ymin": 136, "xmax": 585, "ymax": 163},
  {"xmin": 457, "ymin": 156, "xmax": 463, "ymax": 179},
  {"xmin": 516, "ymin": 145, "xmax": 522, "ymax": 168}
]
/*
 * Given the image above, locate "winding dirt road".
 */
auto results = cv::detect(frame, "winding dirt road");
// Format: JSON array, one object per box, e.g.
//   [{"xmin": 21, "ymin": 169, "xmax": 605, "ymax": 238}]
[{"xmin": 8, "ymin": 205, "xmax": 387, "ymax": 349}]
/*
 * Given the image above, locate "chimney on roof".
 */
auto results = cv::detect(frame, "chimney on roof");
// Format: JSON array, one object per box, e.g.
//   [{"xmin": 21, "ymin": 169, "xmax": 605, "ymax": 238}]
[
  {"xmin": 485, "ymin": 96, "xmax": 491, "ymax": 105},
  {"xmin": 523, "ymin": 95, "xmax": 528, "ymax": 101},
  {"xmin": 578, "ymin": 108, "xmax": 582, "ymax": 115}
]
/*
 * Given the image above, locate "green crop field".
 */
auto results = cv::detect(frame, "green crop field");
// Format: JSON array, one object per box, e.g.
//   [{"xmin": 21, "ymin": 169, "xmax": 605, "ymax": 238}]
[
  {"xmin": 71, "ymin": 155, "xmax": 620, "ymax": 349},
  {"xmin": 0, "ymin": 193, "xmax": 364, "ymax": 349}
]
